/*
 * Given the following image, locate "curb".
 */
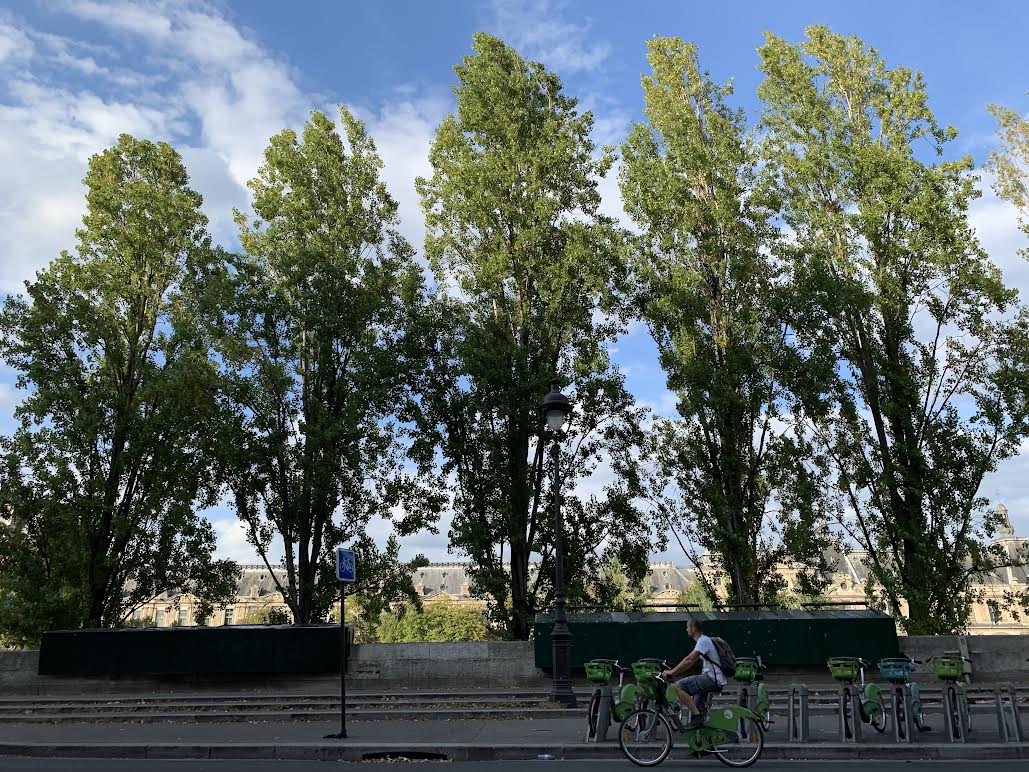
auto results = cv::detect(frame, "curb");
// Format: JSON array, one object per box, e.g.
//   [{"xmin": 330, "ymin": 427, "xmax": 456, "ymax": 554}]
[{"xmin": 0, "ymin": 742, "xmax": 1026, "ymax": 762}]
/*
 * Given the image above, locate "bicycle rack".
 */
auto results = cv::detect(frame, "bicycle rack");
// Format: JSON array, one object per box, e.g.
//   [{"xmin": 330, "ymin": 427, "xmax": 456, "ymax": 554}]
[
  {"xmin": 587, "ymin": 683, "xmax": 614, "ymax": 742},
  {"xmin": 786, "ymin": 684, "xmax": 809, "ymax": 743},
  {"xmin": 995, "ymin": 683, "xmax": 1024, "ymax": 743},
  {"xmin": 838, "ymin": 686, "xmax": 863, "ymax": 743},
  {"xmin": 941, "ymin": 684, "xmax": 968, "ymax": 743},
  {"xmin": 891, "ymin": 683, "xmax": 914, "ymax": 744}
]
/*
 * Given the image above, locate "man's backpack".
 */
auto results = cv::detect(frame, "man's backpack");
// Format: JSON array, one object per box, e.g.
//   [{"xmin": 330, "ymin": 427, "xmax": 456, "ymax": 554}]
[{"xmin": 700, "ymin": 636, "xmax": 737, "ymax": 678}]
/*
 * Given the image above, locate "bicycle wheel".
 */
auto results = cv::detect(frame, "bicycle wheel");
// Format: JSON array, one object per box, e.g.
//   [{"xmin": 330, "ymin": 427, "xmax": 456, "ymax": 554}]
[
  {"xmin": 947, "ymin": 687, "xmax": 962, "ymax": 740},
  {"xmin": 587, "ymin": 690, "xmax": 602, "ymax": 737},
  {"xmin": 962, "ymin": 693, "xmax": 972, "ymax": 733},
  {"xmin": 842, "ymin": 687, "xmax": 854, "ymax": 740},
  {"xmin": 713, "ymin": 718, "xmax": 764, "ymax": 768},
  {"xmin": 870, "ymin": 694, "xmax": 887, "ymax": 734},
  {"xmin": 895, "ymin": 691, "xmax": 906, "ymax": 740},
  {"xmin": 619, "ymin": 709, "xmax": 672, "ymax": 767}
]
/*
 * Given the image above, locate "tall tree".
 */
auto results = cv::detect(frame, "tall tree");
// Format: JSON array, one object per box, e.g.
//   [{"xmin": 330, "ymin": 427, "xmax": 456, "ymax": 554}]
[
  {"xmin": 0, "ymin": 135, "xmax": 239, "ymax": 645},
  {"xmin": 758, "ymin": 27, "xmax": 1029, "ymax": 633},
  {"xmin": 218, "ymin": 108, "xmax": 437, "ymax": 625},
  {"xmin": 620, "ymin": 37, "xmax": 834, "ymax": 606},
  {"xmin": 414, "ymin": 34, "xmax": 652, "ymax": 640}
]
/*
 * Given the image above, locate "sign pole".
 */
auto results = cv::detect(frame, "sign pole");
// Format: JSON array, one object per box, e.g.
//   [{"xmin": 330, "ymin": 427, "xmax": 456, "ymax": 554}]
[
  {"xmin": 340, "ymin": 584, "xmax": 347, "ymax": 738},
  {"xmin": 326, "ymin": 546, "xmax": 355, "ymax": 740}
]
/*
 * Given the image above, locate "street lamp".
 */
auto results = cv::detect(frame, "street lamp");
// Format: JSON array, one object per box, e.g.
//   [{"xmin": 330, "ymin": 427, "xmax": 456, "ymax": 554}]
[{"xmin": 540, "ymin": 379, "xmax": 576, "ymax": 707}]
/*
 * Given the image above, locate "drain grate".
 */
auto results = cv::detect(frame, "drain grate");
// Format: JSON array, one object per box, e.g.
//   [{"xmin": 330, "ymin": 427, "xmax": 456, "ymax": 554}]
[{"xmin": 361, "ymin": 751, "xmax": 449, "ymax": 762}]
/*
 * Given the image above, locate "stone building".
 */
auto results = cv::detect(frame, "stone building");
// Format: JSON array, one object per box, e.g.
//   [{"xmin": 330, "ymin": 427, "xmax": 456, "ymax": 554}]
[{"xmin": 129, "ymin": 505, "xmax": 1029, "ymax": 633}]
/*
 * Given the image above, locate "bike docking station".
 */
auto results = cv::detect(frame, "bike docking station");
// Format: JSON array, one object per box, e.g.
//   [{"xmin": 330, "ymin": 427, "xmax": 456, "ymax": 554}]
[
  {"xmin": 941, "ymin": 682, "xmax": 969, "ymax": 742},
  {"xmin": 994, "ymin": 684, "xmax": 1024, "ymax": 743},
  {"xmin": 587, "ymin": 679, "xmax": 614, "ymax": 742},
  {"xmin": 889, "ymin": 682, "xmax": 915, "ymax": 743},
  {"xmin": 838, "ymin": 685, "xmax": 865, "ymax": 743},
  {"xmin": 786, "ymin": 684, "xmax": 810, "ymax": 743}
]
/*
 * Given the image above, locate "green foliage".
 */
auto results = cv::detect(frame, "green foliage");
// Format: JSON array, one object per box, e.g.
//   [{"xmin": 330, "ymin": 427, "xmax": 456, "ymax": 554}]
[
  {"xmin": 758, "ymin": 27, "xmax": 1029, "ymax": 633},
  {"xmin": 376, "ymin": 601, "xmax": 493, "ymax": 643},
  {"xmin": 216, "ymin": 107, "xmax": 440, "ymax": 624},
  {"xmin": 240, "ymin": 607, "xmax": 292, "ymax": 625},
  {"xmin": 675, "ymin": 583, "xmax": 716, "ymax": 612},
  {"xmin": 620, "ymin": 37, "xmax": 836, "ymax": 607},
  {"xmin": 119, "ymin": 616, "xmax": 156, "ymax": 629},
  {"xmin": 413, "ymin": 33, "xmax": 654, "ymax": 640},
  {"xmin": 0, "ymin": 134, "xmax": 240, "ymax": 646},
  {"xmin": 987, "ymin": 100, "xmax": 1029, "ymax": 244}
]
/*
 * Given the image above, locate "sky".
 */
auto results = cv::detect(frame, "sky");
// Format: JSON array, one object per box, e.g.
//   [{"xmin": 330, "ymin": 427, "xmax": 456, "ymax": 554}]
[{"xmin": 0, "ymin": 0, "xmax": 1028, "ymax": 566}]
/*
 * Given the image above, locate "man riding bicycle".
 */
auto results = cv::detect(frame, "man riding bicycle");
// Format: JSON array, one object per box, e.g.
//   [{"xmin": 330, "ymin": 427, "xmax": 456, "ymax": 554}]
[{"xmin": 661, "ymin": 617, "xmax": 726, "ymax": 729}]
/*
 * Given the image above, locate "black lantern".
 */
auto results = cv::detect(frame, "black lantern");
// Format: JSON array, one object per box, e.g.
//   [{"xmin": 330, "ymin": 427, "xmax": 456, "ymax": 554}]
[{"xmin": 540, "ymin": 379, "xmax": 576, "ymax": 706}]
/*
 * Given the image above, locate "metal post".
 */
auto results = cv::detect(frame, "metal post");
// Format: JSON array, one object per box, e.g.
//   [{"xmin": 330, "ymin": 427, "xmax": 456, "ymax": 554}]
[
  {"xmin": 787, "ymin": 684, "xmax": 809, "ymax": 743},
  {"xmin": 893, "ymin": 684, "xmax": 913, "ymax": 743},
  {"xmin": 995, "ymin": 684, "xmax": 1024, "ymax": 743},
  {"xmin": 340, "ymin": 587, "xmax": 347, "ymax": 738},
  {"xmin": 588, "ymin": 684, "xmax": 613, "ymax": 742},
  {"xmin": 549, "ymin": 437, "xmax": 576, "ymax": 707},
  {"xmin": 839, "ymin": 686, "xmax": 861, "ymax": 743}
]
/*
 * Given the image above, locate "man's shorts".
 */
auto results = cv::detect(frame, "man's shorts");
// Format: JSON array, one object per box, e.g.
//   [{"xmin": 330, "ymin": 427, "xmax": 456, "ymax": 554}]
[{"xmin": 676, "ymin": 674, "xmax": 720, "ymax": 709}]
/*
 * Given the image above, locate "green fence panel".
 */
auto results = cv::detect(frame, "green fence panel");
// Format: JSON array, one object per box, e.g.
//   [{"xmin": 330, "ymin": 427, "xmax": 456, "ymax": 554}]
[{"xmin": 533, "ymin": 610, "xmax": 898, "ymax": 670}]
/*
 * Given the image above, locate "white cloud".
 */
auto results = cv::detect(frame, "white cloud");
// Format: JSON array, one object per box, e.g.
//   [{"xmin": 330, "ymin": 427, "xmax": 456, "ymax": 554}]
[
  {"xmin": 487, "ymin": 0, "xmax": 610, "ymax": 73},
  {"xmin": 0, "ymin": 19, "xmax": 33, "ymax": 63}
]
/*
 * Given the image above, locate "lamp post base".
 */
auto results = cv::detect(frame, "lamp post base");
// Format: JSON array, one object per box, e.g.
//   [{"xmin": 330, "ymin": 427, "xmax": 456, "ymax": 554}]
[{"xmin": 549, "ymin": 622, "xmax": 577, "ymax": 707}]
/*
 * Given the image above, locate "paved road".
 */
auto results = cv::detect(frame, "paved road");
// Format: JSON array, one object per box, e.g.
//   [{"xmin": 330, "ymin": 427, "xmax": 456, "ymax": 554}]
[{"xmin": 0, "ymin": 761, "xmax": 1026, "ymax": 771}]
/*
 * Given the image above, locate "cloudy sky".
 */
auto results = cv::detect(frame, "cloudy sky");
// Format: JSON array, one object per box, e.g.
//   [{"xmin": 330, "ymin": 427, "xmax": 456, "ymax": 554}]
[{"xmin": 1, "ymin": 0, "xmax": 1028, "ymax": 564}]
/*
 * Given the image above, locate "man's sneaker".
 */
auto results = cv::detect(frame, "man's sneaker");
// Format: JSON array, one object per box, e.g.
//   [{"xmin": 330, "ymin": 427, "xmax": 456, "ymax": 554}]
[{"xmin": 686, "ymin": 713, "xmax": 706, "ymax": 729}]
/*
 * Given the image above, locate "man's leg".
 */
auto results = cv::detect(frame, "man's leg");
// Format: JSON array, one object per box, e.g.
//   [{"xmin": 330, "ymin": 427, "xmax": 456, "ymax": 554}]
[{"xmin": 675, "ymin": 680, "xmax": 700, "ymax": 717}]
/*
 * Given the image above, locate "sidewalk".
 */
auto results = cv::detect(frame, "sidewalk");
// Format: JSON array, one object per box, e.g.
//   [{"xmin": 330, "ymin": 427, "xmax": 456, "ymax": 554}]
[{"xmin": 0, "ymin": 716, "xmax": 1026, "ymax": 761}]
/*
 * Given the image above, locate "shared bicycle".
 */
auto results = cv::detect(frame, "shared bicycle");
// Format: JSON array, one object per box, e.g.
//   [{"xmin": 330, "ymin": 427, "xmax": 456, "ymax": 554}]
[
  {"xmin": 585, "ymin": 659, "xmax": 639, "ymax": 739},
  {"xmin": 619, "ymin": 664, "xmax": 764, "ymax": 768},
  {"xmin": 928, "ymin": 654, "xmax": 972, "ymax": 739},
  {"xmin": 827, "ymin": 657, "xmax": 887, "ymax": 738},
  {"xmin": 877, "ymin": 655, "xmax": 930, "ymax": 738}
]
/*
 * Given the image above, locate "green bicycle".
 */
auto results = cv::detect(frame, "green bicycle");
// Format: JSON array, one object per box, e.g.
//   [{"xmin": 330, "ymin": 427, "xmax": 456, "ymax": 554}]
[
  {"xmin": 734, "ymin": 656, "xmax": 771, "ymax": 730},
  {"xmin": 619, "ymin": 667, "xmax": 764, "ymax": 768},
  {"xmin": 827, "ymin": 657, "xmax": 887, "ymax": 738},
  {"xmin": 928, "ymin": 655, "xmax": 972, "ymax": 740},
  {"xmin": 585, "ymin": 659, "xmax": 639, "ymax": 738}
]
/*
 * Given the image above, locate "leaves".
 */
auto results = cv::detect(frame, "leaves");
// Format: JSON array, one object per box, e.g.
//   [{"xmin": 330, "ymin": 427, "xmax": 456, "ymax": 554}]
[
  {"xmin": 413, "ymin": 34, "xmax": 653, "ymax": 639},
  {"xmin": 216, "ymin": 107, "xmax": 440, "ymax": 625},
  {"xmin": 0, "ymin": 135, "xmax": 239, "ymax": 643},
  {"xmin": 758, "ymin": 26, "xmax": 1029, "ymax": 633},
  {"xmin": 621, "ymin": 37, "xmax": 836, "ymax": 607}
]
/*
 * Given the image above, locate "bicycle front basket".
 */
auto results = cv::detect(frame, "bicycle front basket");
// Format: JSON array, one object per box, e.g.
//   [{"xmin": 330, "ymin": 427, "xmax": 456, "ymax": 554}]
[
  {"xmin": 734, "ymin": 658, "xmax": 758, "ymax": 681},
  {"xmin": 878, "ymin": 659, "xmax": 913, "ymax": 683},
  {"xmin": 929, "ymin": 656, "xmax": 964, "ymax": 680},
  {"xmin": 585, "ymin": 659, "xmax": 614, "ymax": 684},
  {"xmin": 632, "ymin": 660, "xmax": 663, "ymax": 699},
  {"xmin": 827, "ymin": 657, "xmax": 860, "ymax": 681}
]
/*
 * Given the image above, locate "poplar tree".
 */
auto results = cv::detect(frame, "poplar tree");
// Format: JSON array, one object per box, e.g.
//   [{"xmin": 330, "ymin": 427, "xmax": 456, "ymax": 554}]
[
  {"xmin": 758, "ymin": 27, "xmax": 1029, "ymax": 632},
  {"xmin": 415, "ymin": 34, "xmax": 651, "ymax": 639},
  {"xmin": 0, "ymin": 135, "xmax": 239, "ymax": 644},
  {"xmin": 620, "ymin": 37, "xmax": 834, "ymax": 606}
]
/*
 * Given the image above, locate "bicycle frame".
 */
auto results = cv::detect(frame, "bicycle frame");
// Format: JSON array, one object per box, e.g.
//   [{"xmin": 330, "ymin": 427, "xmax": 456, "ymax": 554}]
[{"xmin": 734, "ymin": 655, "xmax": 772, "ymax": 730}]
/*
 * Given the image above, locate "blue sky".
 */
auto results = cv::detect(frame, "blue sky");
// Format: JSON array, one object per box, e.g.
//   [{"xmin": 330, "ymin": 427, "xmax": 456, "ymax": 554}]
[{"xmin": 0, "ymin": 0, "xmax": 1027, "ymax": 564}]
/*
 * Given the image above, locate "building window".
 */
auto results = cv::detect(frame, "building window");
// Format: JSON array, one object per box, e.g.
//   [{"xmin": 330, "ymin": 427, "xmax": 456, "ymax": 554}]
[
  {"xmin": 713, "ymin": 576, "xmax": 721, "ymax": 586},
  {"xmin": 665, "ymin": 583, "xmax": 671, "ymax": 590},
  {"xmin": 156, "ymin": 610, "xmax": 165, "ymax": 627},
  {"xmin": 988, "ymin": 605, "xmax": 1000, "ymax": 625},
  {"xmin": 178, "ymin": 608, "xmax": 188, "ymax": 626},
  {"xmin": 224, "ymin": 607, "xmax": 234, "ymax": 626},
  {"xmin": 132, "ymin": 608, "xmax": 142, "ymax": 621}
]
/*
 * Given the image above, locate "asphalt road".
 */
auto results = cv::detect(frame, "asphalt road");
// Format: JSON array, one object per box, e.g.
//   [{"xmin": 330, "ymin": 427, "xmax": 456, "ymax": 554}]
[{"xmin": 0, "ymin": 761, "xmax": 1026, "ymax": 771}]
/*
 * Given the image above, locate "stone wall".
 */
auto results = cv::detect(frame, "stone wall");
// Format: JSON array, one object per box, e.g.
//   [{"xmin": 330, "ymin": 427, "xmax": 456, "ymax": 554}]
[{"xmin": 347, "ymin": 641, "xmax": 543, "ymax": 687}]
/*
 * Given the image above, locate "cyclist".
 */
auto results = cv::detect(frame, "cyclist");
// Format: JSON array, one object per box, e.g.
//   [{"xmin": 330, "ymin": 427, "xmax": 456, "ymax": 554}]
[{"xmin": 661, "ymin": 617, "xmax": 727, "ymax": 729}]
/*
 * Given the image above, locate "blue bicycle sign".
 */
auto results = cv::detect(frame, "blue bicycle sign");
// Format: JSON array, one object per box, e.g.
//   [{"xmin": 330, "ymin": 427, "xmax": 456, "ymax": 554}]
[{"xmin": 336, "ymin": 548, "xmax": 356, "ymax": 582}]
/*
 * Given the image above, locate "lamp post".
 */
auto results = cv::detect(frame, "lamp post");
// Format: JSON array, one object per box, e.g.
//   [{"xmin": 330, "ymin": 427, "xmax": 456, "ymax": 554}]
[{"xmin": 540, "ymin": 379, "xmax": 576, "ymax": 707}]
